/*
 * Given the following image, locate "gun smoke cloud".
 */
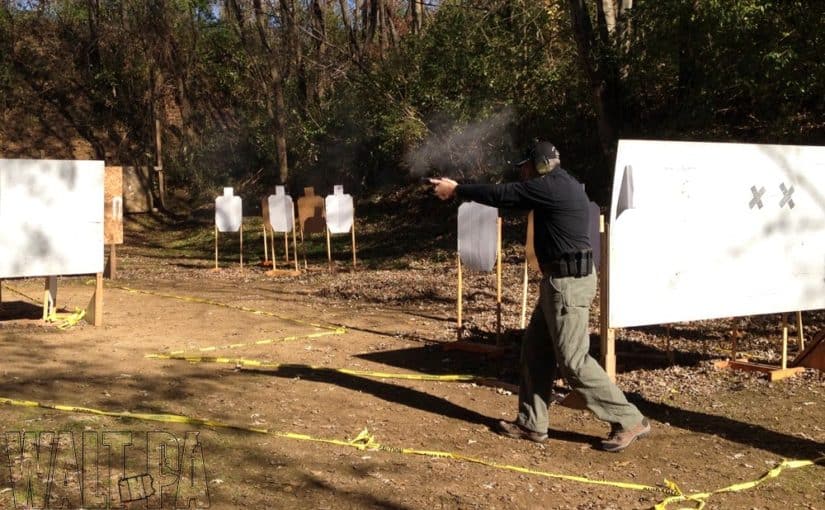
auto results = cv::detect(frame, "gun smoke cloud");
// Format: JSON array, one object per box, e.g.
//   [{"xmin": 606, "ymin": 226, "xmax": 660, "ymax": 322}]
[{"xmin": 405, "ymin": 108, "xmax": 516, "ymax": 181}]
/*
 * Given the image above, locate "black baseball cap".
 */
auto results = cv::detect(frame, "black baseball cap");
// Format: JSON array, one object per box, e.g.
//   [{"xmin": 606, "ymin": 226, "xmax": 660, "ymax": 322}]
[{"xmin": 515, "ymin": 141, "xmax": 559, "ymax": 166}]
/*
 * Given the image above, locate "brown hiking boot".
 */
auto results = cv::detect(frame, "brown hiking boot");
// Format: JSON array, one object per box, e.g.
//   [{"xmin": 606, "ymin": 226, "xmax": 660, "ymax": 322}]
[
  {"xmin": 494, "ymin": 420, "xmax": 548, "ymax": 443},
  {"xmin": 601, "ymin": 418, "xmax": 650, "ymax": 452}
]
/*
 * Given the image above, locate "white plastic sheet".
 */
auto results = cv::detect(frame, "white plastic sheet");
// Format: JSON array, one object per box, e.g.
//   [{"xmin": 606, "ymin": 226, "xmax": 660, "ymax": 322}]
[
  {"xmin": 608, "ymin": 140, "xmax": 825, "ymax": 328},
  {"xmin": 0, "ymin": 159, "xmax": 104, "ymax": 277}
]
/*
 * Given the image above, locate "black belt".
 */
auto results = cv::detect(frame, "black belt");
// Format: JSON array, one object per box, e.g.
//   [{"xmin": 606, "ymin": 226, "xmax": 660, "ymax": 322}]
[{"xmin": 540, "ymin": 250, "xmax": 593, "ymax": 278}]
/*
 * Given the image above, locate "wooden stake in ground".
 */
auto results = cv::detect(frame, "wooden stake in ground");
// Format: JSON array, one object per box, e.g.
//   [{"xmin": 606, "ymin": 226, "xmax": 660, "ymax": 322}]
[
  {"xmin": 42, "ymin": 276, "xmax": 57, "ymax": 320},
  {"xmin": 521, "ymin": 211, "xmax": 540, "ymax": 330},
  {"xmin": 261, "ymin": 197, "xmax": 271, "ymax": 267},
  {"xmin": 520, "ymin": 261, "xmax": 529, "ymax": 329},
  {"xmin": 598, "ymin": 214, "xmax": 616, "ymax": 381},
  {"xmin": 496, "ymin": 217, "xmax": 503, "ymax": 345},
  {"xmin": 457, "ymin": 252, "xmax": 463, "ymax": 340},
  {"xmin": 85, "ymin": 272, "xmax": 103, "ymax": 326}
]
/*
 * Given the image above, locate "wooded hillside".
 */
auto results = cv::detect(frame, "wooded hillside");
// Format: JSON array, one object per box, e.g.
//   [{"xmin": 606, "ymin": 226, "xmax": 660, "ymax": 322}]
[{"xmin": 1, "ymin": 1, "xmax": 823, "ymax": 204}]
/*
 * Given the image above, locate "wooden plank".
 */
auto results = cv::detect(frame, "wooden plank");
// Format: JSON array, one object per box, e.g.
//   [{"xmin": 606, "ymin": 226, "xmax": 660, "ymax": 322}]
[
  {"xmin": 496, "ymin": 217, "xmax": 502, "ymax": 345},
  {"xmin": 715, "ymin": 359, "xmax": 805, "ymax": 381},
  {"xmin": 793, "ymin": 330, "xmax": 825, "ymax": 371},
  {"xmin": 520, "ymin": 262, "xmax": 529, "ymax": 329},
  {"xmin": 457, "ymin": 253, "xmax": 463, "ymax": 340},
  {"xmin": 43, "ymin": 276, "xmax": 57, "ymax": 320},
  {"xmin": 598, "ymin": 215, "xmax": 616, "ymax": 381},
  {"xmin": 85, "ymin": 272, "xmax": 103, "ymax": 326}
]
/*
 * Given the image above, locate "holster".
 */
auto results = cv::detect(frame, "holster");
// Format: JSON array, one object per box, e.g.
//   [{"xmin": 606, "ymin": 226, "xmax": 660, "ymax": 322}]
[{"xmin": 541, "ymin": 250, "xmax": 593, "ymax": 278}]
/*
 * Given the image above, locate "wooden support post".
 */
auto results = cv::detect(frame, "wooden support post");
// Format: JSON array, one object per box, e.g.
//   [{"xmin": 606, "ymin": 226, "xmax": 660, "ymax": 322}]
[
  {"xmin": 795, "ymin": 311, "xmax": 805, "ymax": 351},
  {"xmin": 326, "ymin": 228, "xmax": 333, "ymax": 270},
  {"xmin": 300, "ymin": 228, "xmax": 308, "ymax": 269},
  {"xmin": 520, "ymin": 261, "xmax": 529, "ymax": 329},
  {"xmin": 104, "ymin": 244, "xmax": 118, "ymax": 280},
  {"xmin": 457, "ymin": 253, "xmax": 463, "ymax": 340},
  {"xmin": 262, "ymin": 225, "xmax": 269, "ymax": 263},
  {"xmin": 598, "ymin": 215, "xmax": 616, "ymax": 381},
  {"xmin": 292, "ymin": 227, "xmax": 299, "ymax": 271},
  {"xmin": 716, "ymin": 316, "xmax": 806, "ymax": 381},
  {"xmin": 351, "ymin": 222, "xmax": 357, "ymax": 268},
  {"xmin": 271, "ymin": 230, "xmax": 276, "ymax": 267},
  {"xmin": 85, "ymin": 272, "xmax": 103, "ymax": 326},
  {"xmin": 43, "ymin": 276, "xmax": 57, "ymax": 320},
  {"xmin": 781, "ymin": 313, "xmax": 789, "ymax": 370},
  {"xmin": 214, "ymin": 226, "xmax": 219, "ymax": 270},
  {"xmin": 284, "ymin": 232, "xmax": 289, "ymax": 263},
  {"xmin": 496, "ymin": 217, "xmax": 503, "ymax": 345},
  {"xmin": 239, "ymin": 223, "xmax": 244, "ymax": 270},
  {"xmin": 270, "ymin": 229, "xmax": 277, "ymax": 269}
]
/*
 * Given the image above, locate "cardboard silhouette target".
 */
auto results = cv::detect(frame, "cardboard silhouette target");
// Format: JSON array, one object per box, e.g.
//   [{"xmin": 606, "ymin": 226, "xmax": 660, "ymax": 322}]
[
  {"xmin": 214, "ymin": 187, "xmax": 244, "ymax": 270},
  {"xmin": 455, "ymin": 201, "xmax": 503, "ymax": 344},
  {"xmin": 296, "ymin": 187, "xmax": 326, "ymax": 268},
  {"xmin": 104, "ymin": 166, "xmax": 124, "ymax": 279},
  {"xmin": 266, "ymin": 186, "xmax": 299, "ymax": 272},
  {"xmin": 324, "ymin": 185, "xmax": 357, "ymax": 268}
]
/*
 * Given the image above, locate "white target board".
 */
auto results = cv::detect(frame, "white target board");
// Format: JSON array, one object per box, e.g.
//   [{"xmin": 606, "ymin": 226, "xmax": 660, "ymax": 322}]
[
  {"xmin": 0, "ymin": 159, "xmax": 104, "ymax": 278},
  {"xmin": 608, "ymin": 140, "xmax": 825, "ymax": 328},
  {"xmin": 325, "ymin": 185, "xmax": 354, "ymax": 234},
  {"xmin": 215, "ymin": 187, "xmax": 242, "ymax": 232},
  {"xmin": 458, "ymin": 202, "xmax": 498, "ymax": 272},
  {"xmin": 267, "ymin": 186, "xmax": 294, "ymax": 233}
]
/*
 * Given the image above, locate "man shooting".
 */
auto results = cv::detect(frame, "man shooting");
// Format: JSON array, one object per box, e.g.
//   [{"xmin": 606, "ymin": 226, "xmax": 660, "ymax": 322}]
[{"xmin": 429, "ymin": 141, "xmax": 650, "ymax": 452}]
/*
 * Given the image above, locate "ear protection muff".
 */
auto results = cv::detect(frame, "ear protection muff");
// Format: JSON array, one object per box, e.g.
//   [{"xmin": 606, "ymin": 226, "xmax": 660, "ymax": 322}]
[{"xmin": 534, "ymin": 153, "xmax": 551, "ymax": 174}]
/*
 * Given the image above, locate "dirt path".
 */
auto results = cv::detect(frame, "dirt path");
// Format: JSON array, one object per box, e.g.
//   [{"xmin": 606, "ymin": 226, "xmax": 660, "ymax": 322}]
[{"xmin": 0, "ymin": 219, "xmax": 823, "ymax": 510}]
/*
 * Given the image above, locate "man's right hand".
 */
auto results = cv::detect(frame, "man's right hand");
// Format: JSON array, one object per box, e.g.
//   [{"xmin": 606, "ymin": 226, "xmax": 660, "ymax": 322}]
[{"xmin": 429, "ymin": 178, "xmax": 458, "ymax": 201}]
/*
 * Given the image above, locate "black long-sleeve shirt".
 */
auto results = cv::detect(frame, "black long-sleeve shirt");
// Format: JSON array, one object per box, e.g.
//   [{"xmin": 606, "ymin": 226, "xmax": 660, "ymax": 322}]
[{"xmin": 456, "ymin": 168, "xmax": 591, "ymax": 267}]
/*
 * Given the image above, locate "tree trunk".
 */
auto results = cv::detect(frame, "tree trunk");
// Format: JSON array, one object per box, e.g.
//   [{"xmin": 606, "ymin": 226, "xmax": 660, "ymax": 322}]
[
  {"xmin": 338, "ymin": 0, "xmax": 361, "ymax": 59},
  {"xmin": 409, "ymin": 0, "xmax": 423, "ymax": 34},
  {"xmin": 252, "ymin": 0, "xmax": 289, "ymax": 184},
  {"xmin": 311, "ymin": 0, "xmax": 330, "ymax": 101},
  {"xmin": 569, "ymin": 0, "xmax": 618, "ymax": 161}
]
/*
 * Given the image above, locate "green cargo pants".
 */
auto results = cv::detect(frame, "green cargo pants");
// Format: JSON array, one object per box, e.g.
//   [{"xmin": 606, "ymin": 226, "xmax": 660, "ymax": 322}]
[{"xmin": 517, "ymin": 269, "xmax": 643, "ymax": 433}]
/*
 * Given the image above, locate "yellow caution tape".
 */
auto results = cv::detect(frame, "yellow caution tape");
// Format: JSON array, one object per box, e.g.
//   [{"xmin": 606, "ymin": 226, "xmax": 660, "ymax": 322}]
[
  {"xmin": 147, "ymin": 354, "xmax": 485, "ymax": 382},
  {"xmin": 0, "ymin": 395, "xmax": 663, "ymax": 495},
  {"xmin": 108, "ymin": 284, "xmax": 344, "ymax": 333},
  {"xmin": 147, "ymin": 329, "xmax": 347, "ymax": 357},
  {"xmin": 654, "ymin": 456, "xmax": 825, "ymax": 509},
  {"xmin": 0, "ymin": 283, "xmax": 41, "ymax": 304},
  {"xmin": 45, "ymin": 308, "xmax": 86, "ymax": 330},
  {"xmin": 1, "ymin": 394, "xmax": 821, "ymax": 506}
]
